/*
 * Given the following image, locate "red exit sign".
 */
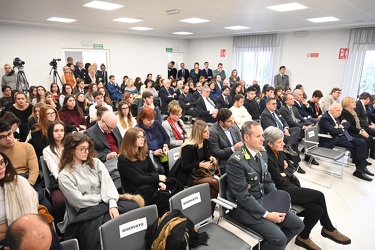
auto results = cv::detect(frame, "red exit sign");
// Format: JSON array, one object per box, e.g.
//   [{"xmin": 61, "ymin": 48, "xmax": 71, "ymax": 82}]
[{"xmin": 307, "ymin": 53, "xmax": 319, "ymax": 58}]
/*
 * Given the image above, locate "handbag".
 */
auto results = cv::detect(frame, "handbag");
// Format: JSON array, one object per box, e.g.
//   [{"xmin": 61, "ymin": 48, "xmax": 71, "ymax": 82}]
[{"xmin": 190, "ymin": 162, "xmax": 221, "ymax": 180}]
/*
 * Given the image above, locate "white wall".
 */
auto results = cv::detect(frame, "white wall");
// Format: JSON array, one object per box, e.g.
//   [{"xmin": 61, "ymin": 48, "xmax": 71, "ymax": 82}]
[
  {"xmin": 0, "ymin": 24, "xmax": 188, "ymax": 89},
  {"xmin": 278, "ymin": 29, "xmax": 350, "ymax": 97},
  {"xmin": 0, "ymin": 24, "xmax": 351, "ymax": 98}
]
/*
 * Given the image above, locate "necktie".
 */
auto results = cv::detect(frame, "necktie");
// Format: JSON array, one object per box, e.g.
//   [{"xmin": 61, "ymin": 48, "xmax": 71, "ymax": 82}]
[
  {"xmin": 255, "ymin": 153, "xmax": 262, "ymax": 169},
  {"xmin": 225, "ymin": 97, "xmax": 229, "ymax": 105},
  {"xmin": 335, "ymin": 118, "xmax": 353, "ymax": 141},
  {"xmin": 282, "ymin": 75, "xmax": 284, "ymax": 81},
  {"xmin": 182, "ymin": 69, "xmax": 185, "ymax": 75},
  {"xmin": 272, "ymin": 112, "xmax": 284, "ymax": 130},
  {"xmin": 207, "ymin": 98, "xmax": 215, "ymax": 108},
  {"xmin": 289, "ymin": 107, "xmax": 298, "ymax": 122}
]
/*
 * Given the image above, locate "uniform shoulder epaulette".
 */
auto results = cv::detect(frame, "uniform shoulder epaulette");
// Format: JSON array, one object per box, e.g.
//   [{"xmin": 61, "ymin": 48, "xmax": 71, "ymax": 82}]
[{"xmin": 232, "ymin": 149, "xmax": 245, "ymax": 161}]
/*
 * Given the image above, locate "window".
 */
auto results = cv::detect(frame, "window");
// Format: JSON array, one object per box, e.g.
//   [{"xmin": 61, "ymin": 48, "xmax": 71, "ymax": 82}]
[{"xmin": 358, "ymin": 50, "xmax": 375, "ymax": 94}]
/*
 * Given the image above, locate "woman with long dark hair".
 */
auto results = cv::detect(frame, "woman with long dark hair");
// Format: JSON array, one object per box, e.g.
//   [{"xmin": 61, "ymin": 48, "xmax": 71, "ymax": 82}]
[
  {"xmin": 59, "ymin": 84, "xmax": 73, "ymax": 107},
  {"xmin": 116, "ymin": 101, "xmax": 136, "ymax": 137},
  {"xmin": 59, "ymin": 94, "xmax": 87, "ymax": 131}
]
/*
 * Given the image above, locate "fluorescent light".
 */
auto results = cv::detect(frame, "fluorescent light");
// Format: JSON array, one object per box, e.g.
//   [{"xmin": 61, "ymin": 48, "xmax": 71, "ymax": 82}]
[
  {"xmin": 84, "ymin": 1, "xmax": 123, "ymax": 11},
  {"xmin": 267, "ymin": 2, "xmax": 308, "ymax": 12},
  {"xmin": 113, "ymin": 17, "xmax": 142, "ymax": 23},
  {"xmin": 224, "ymin": 26, "xmax": 250, "ymax": 30},
  {"xmin": 307, "ymin": 16, "xmax": 340, "ymax": 23},
  {"xmin": 179, "ymin": 18, "xmax": 209, "ymax": 24},
  {"xmin": 130, "ymin": 26, "xmax": 153, "ymax": 31},
  {"xmin": 173, "ymin": 32, "xmax": 194, "ymax": 35},
  {"xmin": 47, "ymin": 17, "xmax": 76, "ymax": 23}
]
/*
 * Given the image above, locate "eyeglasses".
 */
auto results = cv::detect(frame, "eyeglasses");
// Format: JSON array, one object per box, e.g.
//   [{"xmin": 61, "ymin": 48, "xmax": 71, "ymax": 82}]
[
  {"xmin": 46, "ymin": 112, "xmax": 56, "ymax": 116},
  {"xmin": 121, "ymin": 107, "xmax": 129, "ymax": 110},
  {"xmin": 128, "ymin": 96, "xmax": 135, "ymax": 99},
  {"xmin": 102, "ymin": 119, "xmax": 116, "ymax": 130},
  {"xmin": 0, "ymin": 131, "xmax": 13, "ymax": 141},
  {"xmin": 137, "ymin": 135, "xmax": 146, "ymax": 140},
  {"xmin": 75, "ymin": 147, "xmax": 90, "ymax": 153},
  {"xmin": 0, "ymin": 158, "xmax": 8, "ymax": 167}
]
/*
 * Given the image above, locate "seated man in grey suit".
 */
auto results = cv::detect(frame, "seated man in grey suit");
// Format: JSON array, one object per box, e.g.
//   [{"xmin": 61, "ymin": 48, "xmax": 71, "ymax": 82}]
[
  {"xmin": 274, "ymin": 65, "xmax": 290, "ymax": 90},
  {"xmin": 195, "ymin": 85, "xmax": 218, "ymax": 123},
  {"xmin": 84, "ymin": 112, "xmax": 122, "ymax": 162},
  {"xmin": 208, "ymin": 108, "xmax": 243, "ymax": 174},
  {"xmin": 226, "ymin": 121, "xmax": 304, "ymax": 250}
]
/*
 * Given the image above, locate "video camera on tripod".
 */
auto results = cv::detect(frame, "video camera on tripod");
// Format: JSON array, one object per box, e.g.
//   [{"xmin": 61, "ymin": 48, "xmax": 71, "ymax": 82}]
[
  {"xmin": 49, "ymin": 58, "xmax": 62, "ymax": 84},
  {"xmin": 13, "ymin": 57, "xmax": 29, "ymax": 93},
  {"xmin": 49, "ymin": 58, "xmax": 61, "ymax": 69}
]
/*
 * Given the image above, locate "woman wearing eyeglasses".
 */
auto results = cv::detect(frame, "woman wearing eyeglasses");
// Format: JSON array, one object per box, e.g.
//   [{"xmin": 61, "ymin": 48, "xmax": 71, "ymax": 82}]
[
  {"xmin": 58, "ymin": 133, "xmax": 140, "ymax": 250},
  {"xmin": 31, "ymin": 105, "xmax": 76, "ymax": 158},
  {"xmin": 116, "ymin": 101, "xmax": 136, "ymax": 137},
  {"xmin": 162, "ymin": 103, "xmax": 188, "ymax": 148},
  {"xmin": 136, "ymin": 107, "xmax": 170, "ymax": 174},
  {"xmin": 122, "ymin": 92, "xmax": 138, "ymax": 117},
  {"xmin": 0, "ymin": 151, "xmax": 39, "ymax": 247}
]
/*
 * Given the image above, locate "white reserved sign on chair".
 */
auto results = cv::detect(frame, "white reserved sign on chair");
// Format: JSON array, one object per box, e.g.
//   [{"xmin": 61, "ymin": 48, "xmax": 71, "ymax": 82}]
[
  {"xmin": 181, "ymin": 192, "xmax": 201, "ymax": 210},
  {"xmin": 119, "ymin": 217, "xmax": 147, "ymax": 238}
]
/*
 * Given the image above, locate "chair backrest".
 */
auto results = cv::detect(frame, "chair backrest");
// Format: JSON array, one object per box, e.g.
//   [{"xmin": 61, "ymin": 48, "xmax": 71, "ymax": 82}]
[
  {"xmin": 61, "ymin": 238, "xmax": 79, "ymax": 250},
  {"xmin": 39, "ymin": 156, "xmax": 51, "ymax": 190},
  {"xmin": 304, "ymin": 126, "xmax": 319, "ymax": 149},
  {"xmin": 167, "ymin": 147, "xmax": 180, "ymax": 171},
  {"xmin": 169, "ymin": 183, "xmax": 212, "ymax": 228},
  {"xmin": 219, "ymin": 174, "xmax": 228, "ymax": 216},
  {"xmin": 99, "ymin": 205, "xmax": 158, "ymax": 250}
]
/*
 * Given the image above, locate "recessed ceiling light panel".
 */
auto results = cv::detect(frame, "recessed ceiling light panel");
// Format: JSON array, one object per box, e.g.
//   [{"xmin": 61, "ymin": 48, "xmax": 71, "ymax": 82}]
[
  {"xmin": 84, "ymin": 1, "xmax": 123, "ymax": 11},
  {"xmin": 113, "ymin": 17, "xmax": 142, "ymax": 23},
  {"xmin": 173, "ymin": 32, "xmax": 194, "ymax": 35},
  {"xmin": 130, "ymin": 26, "xmax": 153, "ymax": 31},
  {"xmin": 47, "ymin": 17, "xmax": 76, "ymax": 23},
  {"xmin": 266, "ymin": 2, "xmax": 308, "ymax": 12},
  {"xmin": 307, "ymin": 16, "xmax": 340, "ymax": 23},
  {"xmin": 224, "ymin": 26, "xmax": 250, "ymax": 30},
  {"xmin": 179, "ymin": 18, "xmax": 209, "ymax": 24}
]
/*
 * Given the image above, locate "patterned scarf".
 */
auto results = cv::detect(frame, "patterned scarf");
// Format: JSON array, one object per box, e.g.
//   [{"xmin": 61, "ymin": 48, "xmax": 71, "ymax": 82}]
[
  {"xmin": 345, "ymin": 108, "xmax": 361, "ymax": 129},
  {"xmin": 167, "ymin": 117, "xmax": 187, "ymax": 141}
]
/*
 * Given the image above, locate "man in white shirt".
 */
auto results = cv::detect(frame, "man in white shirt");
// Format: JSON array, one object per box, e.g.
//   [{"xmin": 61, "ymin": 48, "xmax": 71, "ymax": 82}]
[
  {"xmin": 89, "ymin": 91, "xmax": 113, "ymax": 122},
  {"xmin": 230, "ymin": 94, "xmax": 252, "ymax": 128}
]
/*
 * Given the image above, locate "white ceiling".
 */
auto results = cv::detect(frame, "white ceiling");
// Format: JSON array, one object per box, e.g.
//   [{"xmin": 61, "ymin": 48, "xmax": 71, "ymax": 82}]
[{"xmin": 0, "ymin": 0, "xmax": 375, "ymax": 38}]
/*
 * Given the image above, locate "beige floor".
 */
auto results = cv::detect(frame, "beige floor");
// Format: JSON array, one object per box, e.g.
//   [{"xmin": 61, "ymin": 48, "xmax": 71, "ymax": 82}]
[{"xmin": 213, "ymin": 155, "xmax": 375, "ymax": 250}]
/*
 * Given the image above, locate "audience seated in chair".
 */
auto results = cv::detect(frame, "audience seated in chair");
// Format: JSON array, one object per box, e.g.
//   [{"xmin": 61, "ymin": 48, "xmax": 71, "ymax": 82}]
[
  {"xmin": 230, "ymin": 94, "xmax": 252, "ymax": 129},
  {"xmin": 58, "ymin": 133, "xmax": 140, "ymax": 250},
  {"xmin": 162, "ymin": 103, "xmax": 188, "ymax": 149},
  {"xmin": 263, "ymin": 126, "xmax": 351, "ymax": 250},
  {"xmin": 195, "ymin": 85, "xmax": 218, "ymax": 123}
]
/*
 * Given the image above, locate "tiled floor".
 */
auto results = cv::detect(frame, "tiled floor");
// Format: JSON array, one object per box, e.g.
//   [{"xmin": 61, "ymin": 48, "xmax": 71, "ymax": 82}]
[{"xmin": 214, "ymin": 155, "xmax": 375, "ymax": 250}]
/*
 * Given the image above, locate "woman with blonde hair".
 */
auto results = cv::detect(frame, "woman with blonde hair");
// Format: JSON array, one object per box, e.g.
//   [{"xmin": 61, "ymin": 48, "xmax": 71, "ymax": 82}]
[
  {"xmin": 116, "ymin": 101, "xmax": 136, "ymax": 137},
  {"xmin": 122, "ymin": 92, "xmax": 138, "ymax": 117},
  {"xmin": 173, "ymin": 120, "xmax": 219, "ymax": 214},
  {"xmin": 124, "ymin": 78, "xmax": 139, "ymax": 95},
  {"xmin": 61, "ymin": 65, "xmax": 76, "ymax": 89},
  {"xmin": 341, "ymin": 96, "xmax": 375, "ymax": 160},
  {"xmin": 162, "ymin": 103, "xmax": 188, "ymax": 148},
  {"xmin": 84, "ymin": 65, "xmax": 97, "ymax": 86},
  {"xmin": 58, "ymin": 133, "xmax": 140, "ymax": 250}
]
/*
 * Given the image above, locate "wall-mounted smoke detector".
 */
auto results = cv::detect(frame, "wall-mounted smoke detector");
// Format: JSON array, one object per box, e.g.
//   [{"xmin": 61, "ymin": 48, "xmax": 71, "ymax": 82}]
[{"xmin": 166, "ymin": 9, "xmax": 182, "ymax": 15}]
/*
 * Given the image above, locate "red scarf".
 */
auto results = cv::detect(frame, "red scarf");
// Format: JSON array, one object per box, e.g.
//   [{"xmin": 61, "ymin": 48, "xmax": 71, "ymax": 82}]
[{"xmin": 167, "ymin": 117, "xmax": 185, "ymax": 140}]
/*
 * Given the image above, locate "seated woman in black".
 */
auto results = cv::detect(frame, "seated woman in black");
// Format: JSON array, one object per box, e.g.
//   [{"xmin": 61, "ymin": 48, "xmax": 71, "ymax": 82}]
[{"xmin": 263, "ymin": 126, "xmax": 351, "ymax": 250}]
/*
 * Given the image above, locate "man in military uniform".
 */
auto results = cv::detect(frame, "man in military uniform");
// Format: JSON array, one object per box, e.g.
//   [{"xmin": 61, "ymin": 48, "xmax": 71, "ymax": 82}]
[{"xmin": 226, "ymin": 121, "xmax": 304, "ymax": 250}]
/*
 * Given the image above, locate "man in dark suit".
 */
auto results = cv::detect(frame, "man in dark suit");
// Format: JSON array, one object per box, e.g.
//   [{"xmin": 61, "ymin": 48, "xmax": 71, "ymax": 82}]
[
  {"xmin": 367, "ymin": 95, "xmax": 375, "ymax": 123},
  {"xmin": 307, "ymin": 90, "xmax": 324, "ymax": 119},
  {"xmin": 280, "ymin": 94, "xmax": 319, "ymax": 165},
  {"xmin": 193, "ymin": 82, "xmax": 203, "ymax": 101},
  {"xmin": 215, "ymin": 86, "xmax": 233, "ymax": 109},
  {"xmin": 355, "ymin": 92, "xmax": 375, "ymax": 136},
  {"xmin": 244, "ymin": 87, "xmax": 261, "ymax": 121},
  {"xmin": 261, "ymin": 97, "xmax": 305, "ymax": 173},
  {"xmin": 84, "ymin": 112, "xmax": 122, "ymax": 163},
  {"xmin": 318, "ymin": 103, "xmax": 372, "ymax": 181},
  {"xmin": 195, "ymin": 85, "xmax": 218, "ymax": 123},
  {"xmin": 213, "ymin": 75, "xmax": 223, "ymax": 92},
  {"xmin": 96, "ymin": 63, "xmax": 108, "ymax": 84},
  {"xmin": 226, "ymin": 121, "xmax": 304, "ymax": 250},
  {"xmin": 167, "ymin": 61, "xmax": 177, "ymax": 80},
  {"xmin": 159, "ymin": 79, "xmax": 177, "ymax": 114},
  {"xmin": 259, "ymin": 86, "xmax": 275, "ymax": 113},
  {"xmin": 73, "ymin": 78, "xmax": 87, "ymax": 95},
  {"xmin": 201, "ymin": 61, "xmax": 213, "ymax": 82},
  {"xmin": 174, "ymin": 80, "xmax": 184, "ymax": 99},
  {"xmin": 293, "ymin": 89, "xmax": 316, "ymax": 123},
  {"xmin": 106, "ymin": 75, "xmax": 123, "ymax": 101},
  {"xmin": 75, "ymin": 61, "xmax": 87, "ymax": 79},
  {"xmin": 208, "ymin": 108, "xmax": 242, "ymax": 173},
  {"xmin": 177, "ymin": 63, "xmax": 189, "ymax": 82},
  {"xmin": 274, "ymin": 65, "xmax": 290, "ymax": 90},
  {"xmin": 178, "ymin": 85, "xmax": 197, "ymax": 118}
]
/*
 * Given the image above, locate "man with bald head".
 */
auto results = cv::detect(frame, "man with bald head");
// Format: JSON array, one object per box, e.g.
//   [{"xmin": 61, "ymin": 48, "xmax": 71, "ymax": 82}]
[
  {"xmin": 84, "ymin": 112, "xmax": 122, "ymax": 162},
  {"xmin": 5, "ymin": 214, "xmax": 61, "ymax": 250},
  {"xmin": 319, "ymin": 103, "xmax": 372, "ymax": 181}
]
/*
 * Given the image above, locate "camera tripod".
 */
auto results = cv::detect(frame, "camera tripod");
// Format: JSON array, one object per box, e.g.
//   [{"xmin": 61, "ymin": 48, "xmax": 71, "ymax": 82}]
[
  {"xmin": 15, "ymin": 67, "xmax": 30, "ymax": 94},
  {"xmin": 49, "ymin": 67, "xmax": 62, "ymax": 85}
]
